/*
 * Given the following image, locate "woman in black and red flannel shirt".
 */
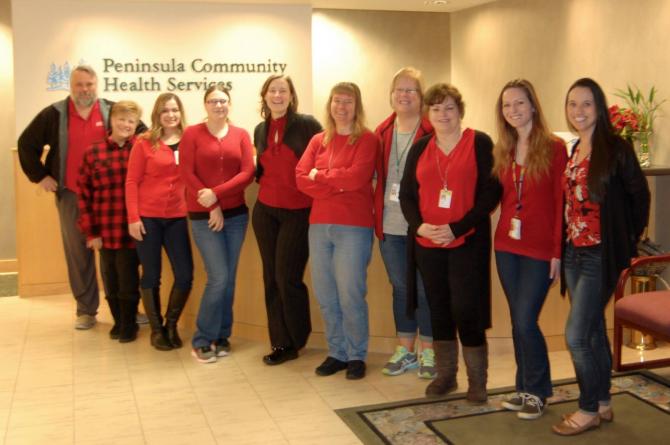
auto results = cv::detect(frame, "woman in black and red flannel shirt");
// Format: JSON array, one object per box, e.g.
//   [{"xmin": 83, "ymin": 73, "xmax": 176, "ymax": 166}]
[
  {"xmin": 77, "ymin": 101, "xmax": 142, "ymax": 343},
  {"xmin": 399, "ymin": 84, "xmax": 501, "ymax": 403}
]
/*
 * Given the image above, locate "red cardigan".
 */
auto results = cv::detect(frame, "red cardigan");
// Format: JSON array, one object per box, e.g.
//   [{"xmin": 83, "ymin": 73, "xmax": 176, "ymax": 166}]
[
  {"xmin": 179, "ymin": 123, "xmax": 254, "ymax": 213},
  {"xmin": 125, "ymin": 137, "xmax": 187, "ymax": 223},
  {"xmin": 296, "ymin": 130, "xmax": 379, "ymax": 228},
  {"xmin": 373, "ymin": 113, "xmax": 433, "ymax": 239},
  {"xmin": 494, "ymin": 138, "xmax": 568, "ymax": 260}
]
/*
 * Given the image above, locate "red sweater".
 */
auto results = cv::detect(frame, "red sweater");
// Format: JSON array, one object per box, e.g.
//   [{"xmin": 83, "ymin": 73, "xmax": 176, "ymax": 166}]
[
  {"xmin": 179, "ymin": 123, "xmax": 254, "ymax": 213},
  {"xmin": 258, "ymin": 116, "xmax": 312, "ymax": 209},
  {"xmin": 495, "ymin": 138, "xmax": 568, "ymax": 260},
  {"xmin": 296, "ymin": 130, "xmax": 379, "ymax": 227},
  {"xmin": 374, "ymin": 113, "xmax": 433, "ymax": 239},
  {"xmin": 415, "ymin": 130, "xmax": 476, "ymax": 248},
  {"xmin": 125, "ymin": 137, "xmax": 187, "ymax": 223}
]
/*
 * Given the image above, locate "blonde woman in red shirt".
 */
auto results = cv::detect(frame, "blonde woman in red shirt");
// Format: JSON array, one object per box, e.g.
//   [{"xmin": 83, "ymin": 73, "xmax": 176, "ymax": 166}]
[
  {"xmin": 180, "ymin": 86, "xmax": 255, "ymax": 363},
  {"xmin": 399, "ymin": 84, "xmax": 501, "ymax": 402},
  {"xmin": 126, "ymin": 93, "xmax": 194, "ymax": 351},
  {"xmin": 296, "ymin": 82, "xmax": 379, "ymax": 380},
  {"xmin": 492, "ymin": 79, "xmax": 567, "ymax": 419}
]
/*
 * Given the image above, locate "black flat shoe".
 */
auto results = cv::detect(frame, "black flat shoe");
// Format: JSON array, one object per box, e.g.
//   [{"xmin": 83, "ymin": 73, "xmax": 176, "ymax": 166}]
[
  {"xmin": 346, "ymin": 360, "xmax": 366, "ymax": 380},
  {"xmin": 315, "ymin": 356, "xmax": 348, "ymax": 376},
  {"xmin": 263, "ymin": 347, "xmax": 298, "ymax": 365}
]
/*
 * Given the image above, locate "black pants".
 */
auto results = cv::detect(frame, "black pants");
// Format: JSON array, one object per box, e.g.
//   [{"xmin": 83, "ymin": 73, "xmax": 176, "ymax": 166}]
[
  {"xmin": 99, "ymin": 248, "xmax": 140, "ymax": 302},
  {"xmin": 252, "ymin": 201, "xmax": 311, "ymax": 349},
  {"xmin": 415, "ymin": 242, "xmax": 487, "ymax": 346}
]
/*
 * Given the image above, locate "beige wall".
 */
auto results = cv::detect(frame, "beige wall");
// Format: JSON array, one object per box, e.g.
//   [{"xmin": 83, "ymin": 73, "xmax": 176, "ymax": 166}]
[{"xmin": 1, "ymin": 0, "xmax": 16, "ymax": 261}]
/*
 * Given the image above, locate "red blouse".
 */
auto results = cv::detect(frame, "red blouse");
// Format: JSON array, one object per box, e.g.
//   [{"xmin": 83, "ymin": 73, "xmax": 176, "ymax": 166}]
[
  {"xmin": 415, "ymin": 129, "xmax": 476, "ymax": 249},
  {"xmin": 564, "ymin": 149, "xmax": 601, "ymax": 246}
]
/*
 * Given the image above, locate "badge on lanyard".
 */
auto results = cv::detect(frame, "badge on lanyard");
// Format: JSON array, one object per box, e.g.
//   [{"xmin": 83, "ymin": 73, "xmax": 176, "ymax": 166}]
[
  {"xmin": 439, "ymin": 188, "xmax": 452, "ymax": 208},
  {"xmin": 509, "ymin": 216, "xmax": 521, "ymax": 240},
  {"xmin": 389, "ymin": 183, "xmax": 400, "ymax": 202},
  {"xmin": 174, "ymin": 150, "xmax": 180, "ymax": 165}
]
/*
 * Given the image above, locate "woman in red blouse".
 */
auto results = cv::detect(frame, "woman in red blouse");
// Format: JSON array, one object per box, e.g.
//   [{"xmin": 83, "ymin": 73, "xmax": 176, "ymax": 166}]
[
  {"xmin": 126, "ymin": 93, "xmax": 194, "ymax": 351},
  {"xmin": 180, "ymin": 86, "xmax": 255, "ymax": 363},
  {"xmin": 252, "ymin": 75, "xmax": 322, "ymax": 366},
  {"xmin": 399, "ymin": 84, "xmax": 501, "ymax": 402},
  {"xmin": 492, "ymin": 79, "xmax": 567, "ymax": 419}
]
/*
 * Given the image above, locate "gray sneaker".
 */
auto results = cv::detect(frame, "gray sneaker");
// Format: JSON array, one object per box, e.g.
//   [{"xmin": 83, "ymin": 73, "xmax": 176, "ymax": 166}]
[
  {"xmin": 382, "ymin": 346, "xmax": 418, "ymax": 376},
  {"xmin": 191, "ymin": 346, "xmax": 217, "ymax": 364},
  {"xmin": 501, "ymin": 393, "xmax": 526, "ymax": 411},
  {"xmin": 213, "ymin": 338, "xmax": 231, "ymax": 357},
  {"xmin": 517, "ymin": 394, "xmax": 546, "ymax": 420},
  {"xmin": 418, "ymin": 348, "xmax": 436, "ymax": 379},
  {"xmin": 136, "ymin": 312, "xmax": 149, "ymax": 325},
  {"xmin": 75, "ymin": 314, "xmax": 97, "ymax": 330}
]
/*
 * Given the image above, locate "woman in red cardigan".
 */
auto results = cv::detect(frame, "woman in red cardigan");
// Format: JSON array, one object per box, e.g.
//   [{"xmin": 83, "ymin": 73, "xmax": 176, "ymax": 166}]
[
  {"xmin": 180, "ymin": 85, "xmax": 255, "ymax": 363},
  {"xmin": 296, "ymin": 82, "xmax": 379, "ymax": 380},
  {"xmin": 492, "ymin": 79, "xmax": 567, "ymax": 419},
  {"xmin": 126, "ymin": 93, "xmax": 194, "ymax": 351}
]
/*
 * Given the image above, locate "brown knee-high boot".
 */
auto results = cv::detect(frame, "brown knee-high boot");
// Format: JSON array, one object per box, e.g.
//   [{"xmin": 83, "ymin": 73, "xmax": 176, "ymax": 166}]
[
  {"xmin": 463, "ymin": 344, "xmax": 488, "ymax": 403},
  {"xmin": 425, "ymin": 340, "xmax": 459, "ymax": 397}
]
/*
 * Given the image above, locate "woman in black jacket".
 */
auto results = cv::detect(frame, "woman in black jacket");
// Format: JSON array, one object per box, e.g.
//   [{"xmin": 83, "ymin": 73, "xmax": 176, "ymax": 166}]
[
  {"xmin": 252, "ymin": 74, "xmax": 322, "ymax": 365},
  {"xmin": 552, "ymin": 78, "xmax": 650, "ymax": 436}
]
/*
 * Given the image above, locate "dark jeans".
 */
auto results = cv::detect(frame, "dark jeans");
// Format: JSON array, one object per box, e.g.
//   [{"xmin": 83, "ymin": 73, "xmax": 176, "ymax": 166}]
[
  {"xmin": 495, "ymin": 250, "xmax": 553, "ymax": 399},
  {"xmin": 99, "ymin": 248, "xmax": 140, "ymax": 302},
  {"xmin": 379, "ymin": 234, "xmax": 432, "ymax": 340},
  {"xmin": 135, "ymin": 217, "xmax": 194, "ymax": 292},
  {"xmin": 252, "ymin": 202, "xmax": 311, "ymax": 350},
  {"xmin": 55, "ymin": 189, "xmax": 99, "ymax": 316},
  {"xmin": 564, "ymin": 243, "xmax": 612, "ymax": 413},
  {"xmin": 415, "ymin": 243, "xmax": 486, "ymax": 346}
]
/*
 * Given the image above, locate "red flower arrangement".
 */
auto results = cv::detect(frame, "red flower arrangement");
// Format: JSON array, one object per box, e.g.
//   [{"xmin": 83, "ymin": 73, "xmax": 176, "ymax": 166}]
[{"xmin": 609, "ymin": 104, "xmax": 639, "ymax": 141}]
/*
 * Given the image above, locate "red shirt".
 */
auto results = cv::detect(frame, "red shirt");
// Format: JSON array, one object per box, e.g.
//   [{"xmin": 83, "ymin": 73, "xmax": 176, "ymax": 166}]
[
  {"xmin": 77, "ymin": 136, "xmax": 135, "ymax": 249},
  {"xmin": 179, "ymin": 123, "xmax": 254, "ymax": 213},
  {"xmin": 564, "ymin": 149, "xmax": 601, "ymax": 246},
  {"xmin": 66, "ymin": 100, "xmax": 106, "ymax": 193},
  {"xmin": 494, "ymin": 139, "xmax": 568, "ymax": 260},
  {"xmin": 125, "ymin": 137, "xmax": 187, "ymax": 223},
  {"xmin": 296, "ymin": 131, "xmax": 378, "ymax": 227},
  {"xmin": 258, "ymin": 116, "xmax": 312, "ymax": 209},
  {"xmin": 415, "ymin": 129, "xmax": 476, "ymax": 248}
]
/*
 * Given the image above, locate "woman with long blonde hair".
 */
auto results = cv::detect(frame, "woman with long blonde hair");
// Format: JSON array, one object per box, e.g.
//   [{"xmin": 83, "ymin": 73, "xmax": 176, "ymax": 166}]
[{"xmin": 492, "ymin": 79, "xmax": 567, "ymax": 419}]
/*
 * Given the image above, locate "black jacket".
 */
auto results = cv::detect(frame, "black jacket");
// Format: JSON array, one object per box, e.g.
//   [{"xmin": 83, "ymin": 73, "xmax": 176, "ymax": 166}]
[
  {"xmin": 253, "ymin": 112, "xmax": 322, "ymax": 181},
  {"xmin": 17, "ymin": 97, "xmax": 147, "ymax": 190},
  {"xmin": 399, "ymin": 131, "xmax": 502, "ymax": 318}
]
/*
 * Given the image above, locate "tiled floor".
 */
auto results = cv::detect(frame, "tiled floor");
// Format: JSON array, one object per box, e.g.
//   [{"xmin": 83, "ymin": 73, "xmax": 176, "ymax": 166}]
[{"xmin": 1, "ymin": 294, "xmax": 667, "ymax": 445}]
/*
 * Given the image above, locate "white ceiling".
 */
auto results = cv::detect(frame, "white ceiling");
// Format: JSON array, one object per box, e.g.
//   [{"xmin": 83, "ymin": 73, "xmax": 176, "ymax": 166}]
[{"xmin": 107, "ymin": 0, "xmax": 497, "ymax": 13}]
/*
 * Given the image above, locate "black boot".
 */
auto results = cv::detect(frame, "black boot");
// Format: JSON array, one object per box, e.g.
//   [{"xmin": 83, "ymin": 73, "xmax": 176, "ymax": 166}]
[
  {"xmin": 165, "ymin": 287, "xmax": 191, "ymax": 349},
  {"xmin": 118, "ymin": 297, "xmax": 139, "ymax": 343},
  {"xmin": 106, "ymin": 296, "xmax": 121, "ymax": 340},
  {"xmin": 140, "ymin": 288, "xmax": 172, "ymax": 351}
]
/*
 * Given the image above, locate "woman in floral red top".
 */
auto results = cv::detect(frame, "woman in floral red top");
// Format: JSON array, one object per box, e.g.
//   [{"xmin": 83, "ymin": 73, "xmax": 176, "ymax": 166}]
[
  {"xmin": 553, "ymin": 78, "xmax": 649, "ymax": 436},
  {"xmin": 77, "ymin": 101, "xmax": 142, "ymax": 343}
]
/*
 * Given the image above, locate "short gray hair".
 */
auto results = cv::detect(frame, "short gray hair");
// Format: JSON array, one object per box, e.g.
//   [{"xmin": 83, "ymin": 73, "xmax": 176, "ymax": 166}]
[{"xmin": 71, "ymin": 65, "xmax": 97, "ymax": 79}]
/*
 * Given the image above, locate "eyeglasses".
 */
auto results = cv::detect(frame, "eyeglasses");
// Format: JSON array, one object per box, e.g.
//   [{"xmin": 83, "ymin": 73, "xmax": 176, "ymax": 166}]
[
  {"xmin": 393, "ymin": 88, "xmax": 419, "ymax": 95},
  {"xmin": 206, "ymin": 99, "xmax": 229, "ymax": 106}
]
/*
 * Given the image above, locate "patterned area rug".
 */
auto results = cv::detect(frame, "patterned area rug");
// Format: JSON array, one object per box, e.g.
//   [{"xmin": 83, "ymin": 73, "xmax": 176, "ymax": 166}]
[{"xmin": 336, "ymin": 371, "xmax": 670, "ymax": 444}]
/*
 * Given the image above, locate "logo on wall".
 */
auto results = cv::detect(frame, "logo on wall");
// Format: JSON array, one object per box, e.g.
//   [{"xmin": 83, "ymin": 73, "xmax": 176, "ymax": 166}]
[{"xmin": 46, "ymin": 60, "xmax": 87, "ymax": 91}]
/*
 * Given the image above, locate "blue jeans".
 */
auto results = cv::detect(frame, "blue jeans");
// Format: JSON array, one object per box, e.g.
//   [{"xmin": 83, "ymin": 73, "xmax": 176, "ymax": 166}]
[
  {"xmin": 564, "ymin": 243, "xmax": 612, "ymax": 413},
  {"xmin": 135, "ymin": 217, "xmax": 193, "ymax": 291},
  {"xmin": 495, "ymin": 251, "xmax": 552, "ymax": 399},
  {"xmin": 309, "ymin": 224, "xmax": 373, "ymax": 362},
  {"xmin": 379, "ymin": 234, "xmax": 432, "ymax": 341},
  {"xmin": 190, "ymin": 213, "xmax": 248, "ymax": 348}
]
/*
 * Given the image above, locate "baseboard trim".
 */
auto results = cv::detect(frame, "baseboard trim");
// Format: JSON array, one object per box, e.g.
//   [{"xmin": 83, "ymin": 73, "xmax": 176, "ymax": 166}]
[{"xmin": 0, "ymin": 259, "xmax": 18, "ymax": 273}]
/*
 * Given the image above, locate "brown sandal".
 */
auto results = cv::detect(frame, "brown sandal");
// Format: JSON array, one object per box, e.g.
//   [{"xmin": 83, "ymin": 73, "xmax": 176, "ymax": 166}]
[{"xmin": 552, "ymin": 412, "xmax": 600, "ymax": 436}]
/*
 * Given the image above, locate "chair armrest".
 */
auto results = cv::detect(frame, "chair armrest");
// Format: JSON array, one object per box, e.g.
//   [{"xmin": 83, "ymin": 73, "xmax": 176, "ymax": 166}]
[{"xmin": 615, "ymin": 254, "xmax": 670, "ymax": 302}]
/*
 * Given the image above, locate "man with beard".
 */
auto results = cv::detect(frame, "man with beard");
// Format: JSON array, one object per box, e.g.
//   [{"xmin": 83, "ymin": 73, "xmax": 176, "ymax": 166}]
[{"xmin": 18, "ymin": 65, "xmax": 146, "ymax": 330}]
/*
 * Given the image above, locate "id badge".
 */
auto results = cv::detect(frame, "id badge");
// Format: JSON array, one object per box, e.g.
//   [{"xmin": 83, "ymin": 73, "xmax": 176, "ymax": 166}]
[
  {"xmin": 174, "ymin": 150, "xmax": 180, "ymax": 165},
  {"xmin": 438, "ymin": 188, "xmax": 452, "ymax": 208},
  {"xmin": 509, "ymin": 217, "xmax": 521, "ymax": 240},
  {"xmin": 389, "ymin": 183, "xmax": 400, "ymax": 202}
]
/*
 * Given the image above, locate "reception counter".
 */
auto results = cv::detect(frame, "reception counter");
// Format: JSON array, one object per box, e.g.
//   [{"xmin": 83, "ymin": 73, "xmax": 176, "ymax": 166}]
[{"xmin": 13, "ymin": 148, "xmax": 668, "ymax": 355}]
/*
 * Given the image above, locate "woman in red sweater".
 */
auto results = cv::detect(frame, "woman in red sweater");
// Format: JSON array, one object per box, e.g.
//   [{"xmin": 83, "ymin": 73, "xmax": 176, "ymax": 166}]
[
  {"xmin": 252, "ymin": 75, "xmax": 322, "ymax": 366},
  {"xmin": 399, "ymin": 84, "xmax": 501, "ymax": 402},
  {"xmin": 492, "ymin": 79, "xmax": 567, "ymax": 419},
  {"xmin": 296, "ymin": 82, "xmax": 379, "ymax": 380},
  {"xmin": 126, "ymin": 93, "xmax": 194, "ymax": 351},
  {"xmin": 180, "ymin": 86, "xmax": 255, "ymax": 363}
]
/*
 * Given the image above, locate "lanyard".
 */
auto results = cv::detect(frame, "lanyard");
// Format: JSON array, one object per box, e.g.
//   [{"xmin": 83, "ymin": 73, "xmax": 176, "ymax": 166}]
[
  {"xmin": 511, "ymin": 159, "xmax": 525, "ymax": 215},
  {"xmin": 392, "ymin": 120, "xmax": 419, "ymax": 176},
  {"xmin": 435, "ymin": 143, "xmax": 449, "ymax": 190}
]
